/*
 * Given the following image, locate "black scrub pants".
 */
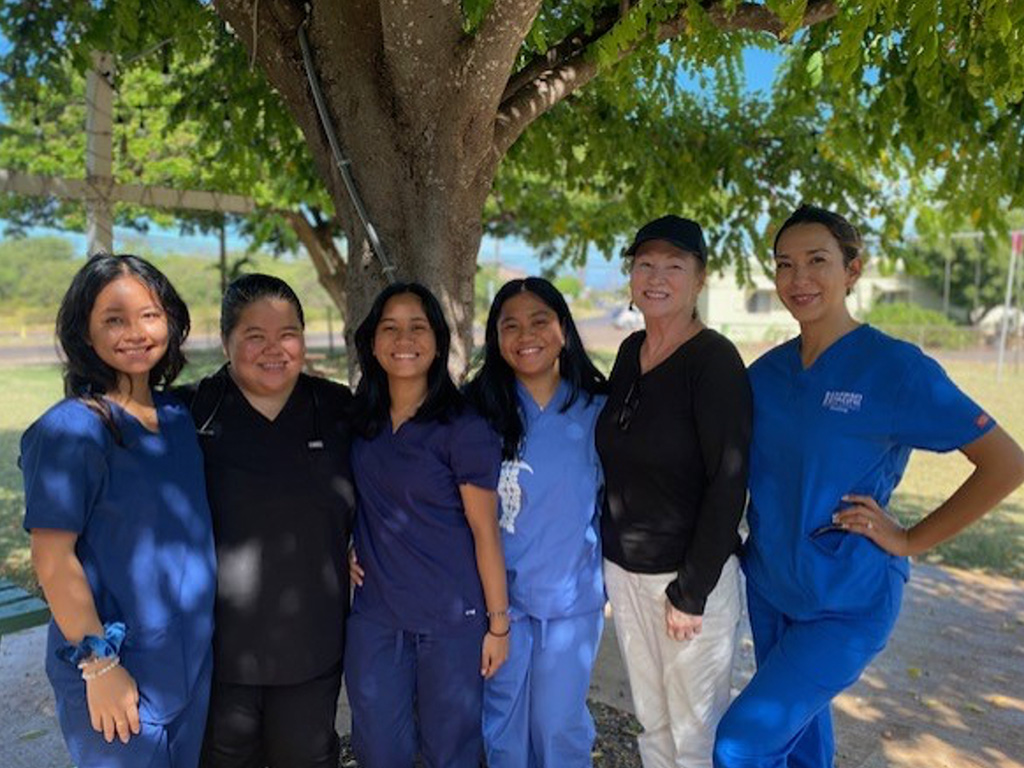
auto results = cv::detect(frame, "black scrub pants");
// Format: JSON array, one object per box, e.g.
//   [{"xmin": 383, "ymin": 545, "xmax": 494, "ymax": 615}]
[{"xmin": 199, "ymin": 661, "xmax": 342, "ymax": 768}]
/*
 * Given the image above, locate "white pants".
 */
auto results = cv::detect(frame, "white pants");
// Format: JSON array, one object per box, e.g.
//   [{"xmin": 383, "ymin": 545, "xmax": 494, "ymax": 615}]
[{"xmin": 604, "ymin": 556, "xmax": 742, "ymax": 768}]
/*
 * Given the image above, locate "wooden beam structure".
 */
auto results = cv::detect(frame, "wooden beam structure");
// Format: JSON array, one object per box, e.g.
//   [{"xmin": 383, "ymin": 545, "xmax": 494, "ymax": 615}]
[{"xmin": 1, "ymin": 52, "xmax": 257, "ymax": 254}]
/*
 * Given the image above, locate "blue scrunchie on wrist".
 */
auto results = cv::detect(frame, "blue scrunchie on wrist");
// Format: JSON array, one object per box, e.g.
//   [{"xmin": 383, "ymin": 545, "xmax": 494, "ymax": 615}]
[{"xmin": 57, "ymin": 621, "xmax": 127, "ymax": 666}]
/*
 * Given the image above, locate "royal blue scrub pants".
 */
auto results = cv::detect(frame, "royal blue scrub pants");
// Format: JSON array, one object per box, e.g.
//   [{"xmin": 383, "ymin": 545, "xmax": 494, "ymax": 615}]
[
  {"xmin": 56, "ymin": 654, "xmax": 213, "ymax": 768},
  {"xmin": 345, "ymin": 612, "xmax": 485, "ymax": 768},
  {"xmin": 713, "ymin": 575, "xmax": 903, "ymax": 768},
  {"xmin": 483, "ymin": 609, "xmax": 604, "ymax": 768}
]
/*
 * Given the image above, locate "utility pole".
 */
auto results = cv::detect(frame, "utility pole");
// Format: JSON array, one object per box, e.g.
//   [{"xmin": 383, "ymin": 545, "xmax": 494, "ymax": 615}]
[{"xmin": 997, "ymin": 231, "xmax": 1022, "ymax": 380}]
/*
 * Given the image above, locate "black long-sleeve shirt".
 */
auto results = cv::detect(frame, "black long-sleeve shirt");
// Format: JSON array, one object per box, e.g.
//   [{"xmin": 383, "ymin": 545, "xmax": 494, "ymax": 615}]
[{"xmin": 596, "ymin": 328, "xmax": 752, "ymax": 615}]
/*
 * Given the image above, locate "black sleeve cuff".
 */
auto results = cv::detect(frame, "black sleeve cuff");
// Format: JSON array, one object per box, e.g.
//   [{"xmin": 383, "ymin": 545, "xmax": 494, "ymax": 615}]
[{"xmin": 665, "ymin": 579, "xmax": 707, "ymax": 616}]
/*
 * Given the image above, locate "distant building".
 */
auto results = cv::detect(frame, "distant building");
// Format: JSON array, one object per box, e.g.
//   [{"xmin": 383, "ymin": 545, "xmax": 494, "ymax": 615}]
[{"xmin": 698, "ymin": 262, "xmax": 946, "ymax": 343}]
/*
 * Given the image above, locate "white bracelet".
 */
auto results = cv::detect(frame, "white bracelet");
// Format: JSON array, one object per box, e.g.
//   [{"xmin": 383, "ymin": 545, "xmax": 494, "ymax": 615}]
[{"xmin": 81, "ymin": 656, "xmax": 120, "ymax": 681}]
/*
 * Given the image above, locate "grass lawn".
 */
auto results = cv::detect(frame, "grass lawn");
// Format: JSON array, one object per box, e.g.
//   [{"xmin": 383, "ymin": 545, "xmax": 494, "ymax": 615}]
[{"xmin": 1, "ymin": 353, "xmax": 1022, "ymax": 592}]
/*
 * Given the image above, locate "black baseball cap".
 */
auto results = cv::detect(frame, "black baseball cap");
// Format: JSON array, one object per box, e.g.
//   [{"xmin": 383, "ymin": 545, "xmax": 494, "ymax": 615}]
[{"xmin": 625, "ymin": 215, "xmax": 707, "ymax": 263}]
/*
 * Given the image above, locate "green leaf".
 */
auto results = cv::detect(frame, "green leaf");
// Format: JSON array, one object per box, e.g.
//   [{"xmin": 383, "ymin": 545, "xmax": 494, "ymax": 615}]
[{"xmin": 806, "ymin": 50, "xmax": 823, "ymax": 87}]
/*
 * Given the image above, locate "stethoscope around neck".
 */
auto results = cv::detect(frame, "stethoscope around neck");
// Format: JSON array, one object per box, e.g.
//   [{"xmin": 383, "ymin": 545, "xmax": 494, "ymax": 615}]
[{"xmin": 193, "ymin": 367, "xmax": 325, "ymax": 451}]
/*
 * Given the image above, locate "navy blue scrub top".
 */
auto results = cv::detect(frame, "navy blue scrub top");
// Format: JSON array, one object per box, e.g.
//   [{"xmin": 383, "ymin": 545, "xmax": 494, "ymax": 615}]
[
  {"xmin": 21, "ymin": 394, "xmax": 216, "ymax": 724},
  {"xmin": 351, "ymin": 408, "xmax": 501, "ymax": 634},
  {"xmin": 744, "ymin": 325, "xmax": 995, "ymax": 620}
]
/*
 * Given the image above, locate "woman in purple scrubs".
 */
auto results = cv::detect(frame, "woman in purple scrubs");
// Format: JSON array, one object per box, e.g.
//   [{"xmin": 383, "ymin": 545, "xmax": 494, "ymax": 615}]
[{"xmin": 346, "ymin": 282, "xmax": 510, "ymax": 768}]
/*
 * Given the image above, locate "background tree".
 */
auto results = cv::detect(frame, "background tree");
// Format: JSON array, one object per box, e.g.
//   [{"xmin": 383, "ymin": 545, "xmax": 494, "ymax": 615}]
[
  {"xmin": 911, "ymin": 208, "xmax": 1024, "ymax": 320},
  {"xmin": 2, "ymin": 1, "xmax": 1023, "ymax": 369}
]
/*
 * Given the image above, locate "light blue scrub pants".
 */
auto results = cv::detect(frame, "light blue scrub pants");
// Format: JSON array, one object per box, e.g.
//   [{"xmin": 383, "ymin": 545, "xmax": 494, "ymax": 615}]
[
  {"xmin": 713, "ymin": 575, "xmax": 903, "ymax": 768},
  {"xmin": 483, "ymin": 609, "xmax": 604, "ymax": 768}
]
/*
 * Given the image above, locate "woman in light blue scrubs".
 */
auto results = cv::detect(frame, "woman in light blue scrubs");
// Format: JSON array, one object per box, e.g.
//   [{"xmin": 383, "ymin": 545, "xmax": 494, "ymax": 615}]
[
  {"xmin": 21, "ymin": 254, "xmax": 216, "ymax": 768},
  {"xmin": 713, "ymin": 205, "xmax": 1024, "ymax": 768},
  {"xmin": 465, "ymin": 277, "xmax": 608, "ymax": 768}
]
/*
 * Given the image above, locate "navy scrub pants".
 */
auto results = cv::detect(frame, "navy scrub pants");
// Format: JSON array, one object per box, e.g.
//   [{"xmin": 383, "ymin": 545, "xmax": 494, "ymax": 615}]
[
  {"xmin": 345, "ymin": 612, "xmax": 485, "ymax": 768},
  {"xmin": 713, "ymin": 575, "xmax": 903, "ymax": 768},
  {"xmin": 483, "ymin": 609, "xmax": 604, "ymax": 768}
]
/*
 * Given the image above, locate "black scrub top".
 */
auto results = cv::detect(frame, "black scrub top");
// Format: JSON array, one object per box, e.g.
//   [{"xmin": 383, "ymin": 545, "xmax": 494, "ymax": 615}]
[{"xmin": 175, "ymin": 367, "xmax": 356, "ymax": 686}]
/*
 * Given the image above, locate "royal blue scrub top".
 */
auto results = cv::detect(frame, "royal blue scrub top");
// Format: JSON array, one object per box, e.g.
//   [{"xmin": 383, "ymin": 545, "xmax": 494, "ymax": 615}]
[
  {"xmin": 498, "ymin": 381, "xmax": 605, "ymax": 620},
  {"xmin": 744, "ymin": 325, "xmax": 994, "ymax": 620},
  {"xmin": 351, "ymin": 408, "xmax": 501, "ymax": 634},
  {"xmin": 21, "ymin": 394, "xmax": 217, "ymax": 724}
]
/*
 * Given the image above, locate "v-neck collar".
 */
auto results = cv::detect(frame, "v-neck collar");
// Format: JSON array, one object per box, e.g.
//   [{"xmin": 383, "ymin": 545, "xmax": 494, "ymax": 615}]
[
  {"xmin": 791, "ymin": 324, "xmax": 870, "ymax": 375},
  {"xmin": 106, "ymin": 394, "xmax": 162, "ymax": 436},
  {"xmin": 227, "ymin": 369, "xmax": 303, "ymax": 426},
  {"xmin": 633, "ymin": 327, "xmax": 707, "ymax": 378},
  {"xmin": 517, "ymin": 378, "xmax": 568, "ymax": 419}
]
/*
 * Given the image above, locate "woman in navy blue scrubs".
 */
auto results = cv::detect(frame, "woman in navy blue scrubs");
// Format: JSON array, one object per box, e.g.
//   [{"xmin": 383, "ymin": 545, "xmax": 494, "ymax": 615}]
[
  {"xmin": 713, "ymin": 205, "xmax": 1024, "ymax": 768},
  {"xmin": 21, "ymin": 254, "xmax": 216, "ymax": 768},
  {"xmin": 346, "ymin": 282, "xmax": 510, "ymax": 768}
]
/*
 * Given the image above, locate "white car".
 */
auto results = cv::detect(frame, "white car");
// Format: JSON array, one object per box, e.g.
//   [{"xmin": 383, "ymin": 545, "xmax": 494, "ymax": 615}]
[{"xmin": 613, "ymin": 306, "xmax": 645, "ymax": 330}]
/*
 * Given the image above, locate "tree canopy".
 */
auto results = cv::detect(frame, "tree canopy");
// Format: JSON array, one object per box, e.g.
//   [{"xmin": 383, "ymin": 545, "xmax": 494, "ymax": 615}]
[{"xmin": 1, "ymin": 1, "xmax": 1022, "ymax": 362}]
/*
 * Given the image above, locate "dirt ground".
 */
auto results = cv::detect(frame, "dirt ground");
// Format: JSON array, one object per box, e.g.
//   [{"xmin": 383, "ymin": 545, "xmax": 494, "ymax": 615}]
[
  {"xmin": 588, "ymin": 561, "xmax": 1024, "ymax": 768},
  {"xmin": 2, "ymin": 562, "xmax": 1021, "ymax": 768}
]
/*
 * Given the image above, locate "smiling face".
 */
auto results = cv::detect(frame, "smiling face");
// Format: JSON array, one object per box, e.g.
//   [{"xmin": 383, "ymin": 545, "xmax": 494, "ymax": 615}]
[
  {"xmin": 773, "ymin": 222, "xmax": 862, "ymax": 327},
  {"xmin": 497, "ymin": 290, "xmax": 565, "ymax": 383},
  {"xmin": 372, "ymin": 292, "xmax": 437, "ymax": 383},
  {"xmin": 224, "ymin": 297, "xmax": 305, "ymax": 398},
  {"xmin": 629, "ymin": 240, "xmax": 705, "ymax": 322},
  {"xmin": 87, "ymin": 275, "xmax": 169, "ymax": 388}
]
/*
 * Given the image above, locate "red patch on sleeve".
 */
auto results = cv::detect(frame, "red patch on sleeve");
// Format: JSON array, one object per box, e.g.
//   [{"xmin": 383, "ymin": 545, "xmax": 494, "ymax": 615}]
[{"xmin": 975, "ymin": 413, "xmax": 991, "ymax": 429}]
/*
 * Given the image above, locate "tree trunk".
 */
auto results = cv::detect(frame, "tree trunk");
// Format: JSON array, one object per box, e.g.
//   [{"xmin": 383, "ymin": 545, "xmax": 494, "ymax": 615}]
[
  {"xmin": 212, "ymin": 0, "xmax": 503, "ymax": 373},
  {"xmin": 210, "ymin": 0, "xmax": 837, "ymax": 375}
]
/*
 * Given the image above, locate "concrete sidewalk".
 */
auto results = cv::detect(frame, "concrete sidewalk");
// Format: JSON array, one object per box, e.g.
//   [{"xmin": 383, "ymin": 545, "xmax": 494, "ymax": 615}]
[{"xmin": 3, "ymin": 562, "xmax": 1022, "ymax": 768}]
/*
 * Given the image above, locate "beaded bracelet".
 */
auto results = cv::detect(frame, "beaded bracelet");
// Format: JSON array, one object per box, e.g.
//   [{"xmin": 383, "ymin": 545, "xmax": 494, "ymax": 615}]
[
  {"xmin": 80, "ymin": 656, "xmax": 121, "ymax": 681},
  {"xmin": 486, "ymin": 609, "xmax": 508, "ymax": 619}
]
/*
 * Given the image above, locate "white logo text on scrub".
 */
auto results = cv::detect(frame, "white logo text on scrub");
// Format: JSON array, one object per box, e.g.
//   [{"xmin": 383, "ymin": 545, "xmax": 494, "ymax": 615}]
[{"xmin": 822, "ymin": 391, "xmax": 863, "ymax": 414}]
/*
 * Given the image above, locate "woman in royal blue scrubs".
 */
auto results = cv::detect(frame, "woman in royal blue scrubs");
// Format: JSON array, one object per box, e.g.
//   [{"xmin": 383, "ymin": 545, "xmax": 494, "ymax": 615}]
[
  {"xmin": 713, "ymin": 205, "xmax": 1024, "ymax": 768},
  {"xmin": 21, "ymin": 254, "xmax": 216, "ymax": 768},
  {"xmin": 346, "ymin": 282, "xmax": 510, "ymax": 767}
]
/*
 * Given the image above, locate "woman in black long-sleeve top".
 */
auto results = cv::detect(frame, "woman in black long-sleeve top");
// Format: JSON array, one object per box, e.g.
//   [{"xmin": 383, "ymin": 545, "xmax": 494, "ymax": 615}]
[{"xmin": 595, "ymin": 215, "xmax": 752, "ymax": 768}]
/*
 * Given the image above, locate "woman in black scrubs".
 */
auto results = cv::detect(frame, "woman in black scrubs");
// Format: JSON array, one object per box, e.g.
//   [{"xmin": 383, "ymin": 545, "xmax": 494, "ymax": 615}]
[{"xmin": 177, "ymin": 274, "xmax": 355, "ymax": 768}]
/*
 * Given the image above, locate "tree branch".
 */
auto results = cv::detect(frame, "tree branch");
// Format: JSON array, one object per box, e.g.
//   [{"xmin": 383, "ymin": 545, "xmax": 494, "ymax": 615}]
[
  {"xmin": 493, "ymin": 0, "xmax": 838, "ymax": 156},
  {"xmin": 284, "ymin": 209, "xmax": 348, "ymax": 315},
  {"xmin": 462, "ymin": 0, "xmax": 544, "ymax": 106}
]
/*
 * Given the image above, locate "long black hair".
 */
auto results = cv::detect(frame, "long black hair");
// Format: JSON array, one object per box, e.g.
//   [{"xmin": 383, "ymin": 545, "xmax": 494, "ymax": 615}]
[
  {"xmin": 56, "ymin": 253, "xmax": 190, "ymax": 440},
  {"xmin": 352, "ymin": 282, "xmax": 462, "ymax": 438},
  {"xmin": 464, "ymin": 277, "xmax": 607, "ymax": 460}
]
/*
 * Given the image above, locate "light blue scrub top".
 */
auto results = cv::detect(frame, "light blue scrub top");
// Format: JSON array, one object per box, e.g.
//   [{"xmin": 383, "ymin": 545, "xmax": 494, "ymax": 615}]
[
  {"xmin": 21, "ymin": 394, "xmax": 216, "ymax": 724},
  {"xmin": 498, "ymin": 382, "xmax": 606, "ymax": 620},
  {"xmin": 744, "ymin": 326, "xmax": 994, "ymax": 620}
]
